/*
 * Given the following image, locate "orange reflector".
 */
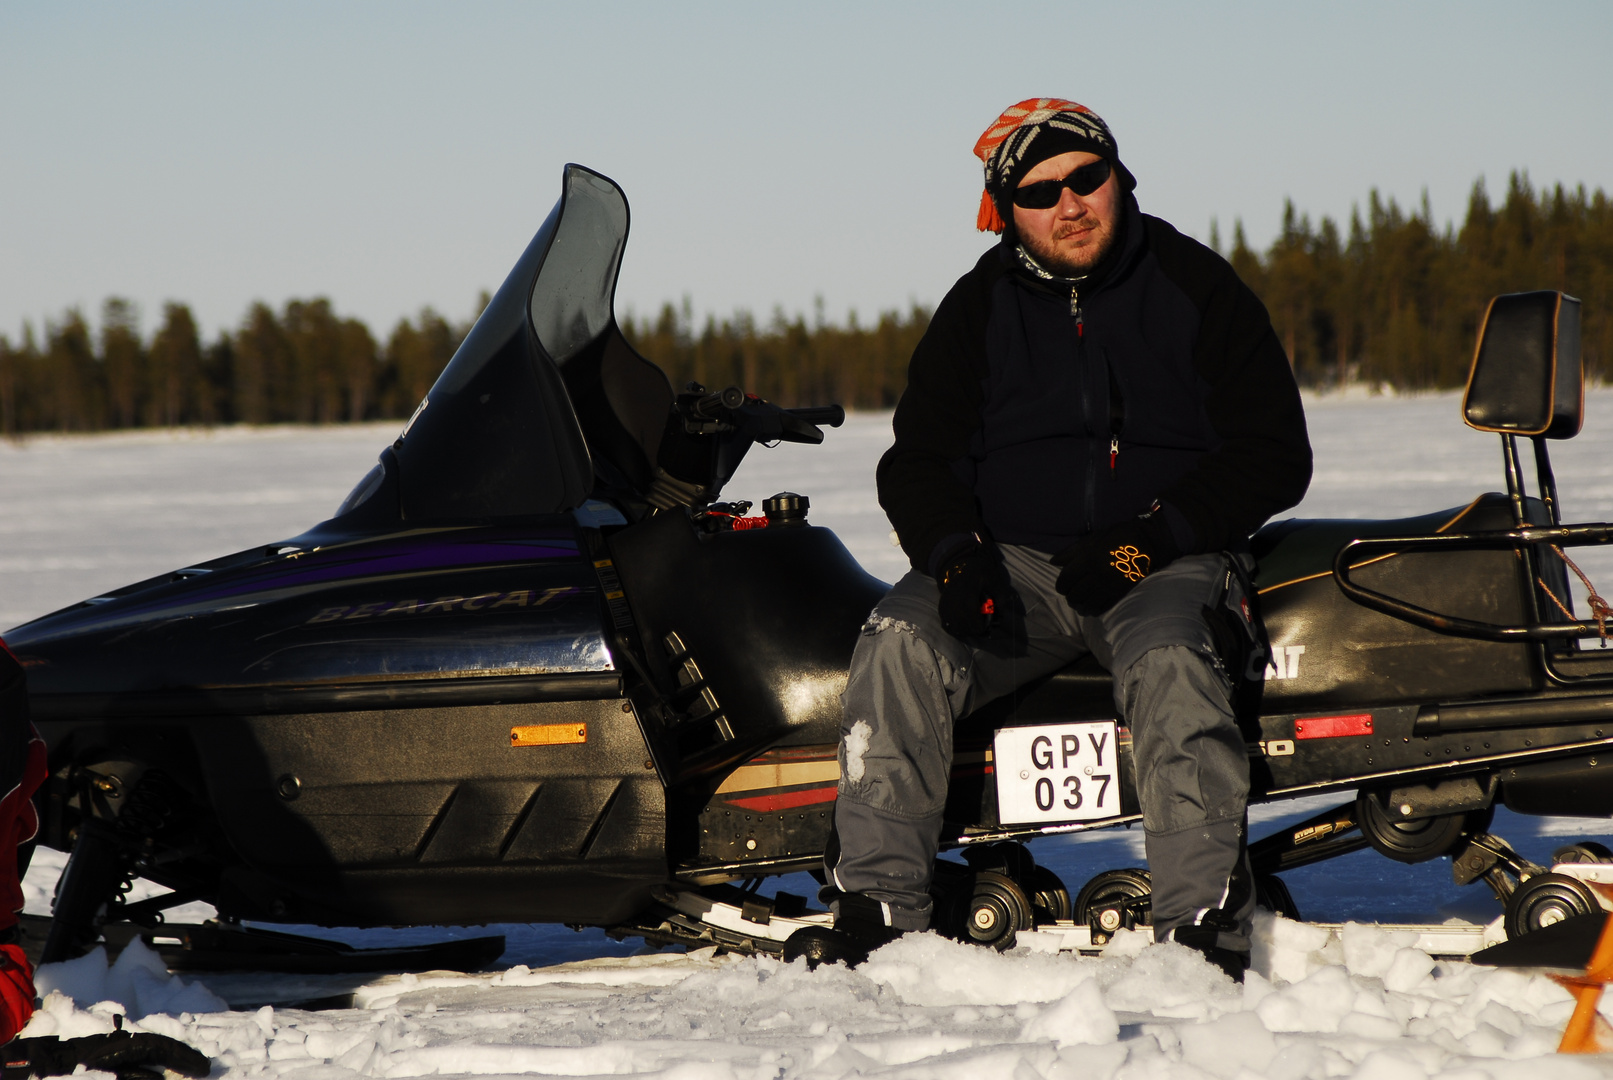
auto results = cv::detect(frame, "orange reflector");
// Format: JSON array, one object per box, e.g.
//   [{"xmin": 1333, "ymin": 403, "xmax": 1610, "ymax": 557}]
[
  {"xmin": 1294, "ymin": 714, "xmax": 1373, "ymax": 740},
  {"xmin": 511, "ymin": 723, "xmax": 588, "ymax": 747}
]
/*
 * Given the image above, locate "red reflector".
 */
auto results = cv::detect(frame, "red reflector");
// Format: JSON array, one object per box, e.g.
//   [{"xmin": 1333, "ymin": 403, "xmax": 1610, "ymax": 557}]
[{"xmin": 1293, "ymin": 714, "xmax": 1373, "ymax": 740}]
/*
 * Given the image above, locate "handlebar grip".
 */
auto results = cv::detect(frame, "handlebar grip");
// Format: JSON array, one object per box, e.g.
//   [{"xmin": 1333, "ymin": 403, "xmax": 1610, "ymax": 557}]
[{"xmin": 787, "ymin": 405, "xmax": 846, "ymax": 427}]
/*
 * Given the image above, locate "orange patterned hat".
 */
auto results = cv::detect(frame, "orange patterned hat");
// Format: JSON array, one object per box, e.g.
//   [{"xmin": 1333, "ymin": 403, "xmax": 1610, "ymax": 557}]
[{"xmin": 973, "ymin": 98, "xmax": 1123, "ymax": 233}]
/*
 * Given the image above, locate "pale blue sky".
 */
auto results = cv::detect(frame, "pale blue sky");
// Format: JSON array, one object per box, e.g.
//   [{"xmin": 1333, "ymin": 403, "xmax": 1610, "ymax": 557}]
[{"xmin": 3, "ymin": 2, "xmax": 1610, "ymax": 342}]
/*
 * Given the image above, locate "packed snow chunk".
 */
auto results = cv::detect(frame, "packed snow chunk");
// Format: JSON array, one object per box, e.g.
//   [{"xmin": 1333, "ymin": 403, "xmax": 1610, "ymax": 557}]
[
  {"xmin": 1098, "ymin": 926, "xmax": 1153, "ymax": 959},
  {"xmin": 1103, "ymin": 942, "xmax": 1242, "ymax": 1020},
  {"xmin": 1339, "ymin": 921, "xmax": 1419, "ymax": 980},
  {"xmin": 1254, "ymin": 963, "xmax": 1356, "ymax": 1032},
  {"xmin": 1044, "ymin": 1041, "xmax": 1128, "ymax": 1080},
  {"xmin": 1350, "ymin": 1047, "xmax": 1428, "ymax": 1080},
  {"xmin": 1381, "ymin": 946, "xmax": 1435, "ymax": 994},
  {"xmin": 1251, "ymin": 910, "xmax": 1340, "ymax": 985},
  {"xmin": 856, "ymin": 932, "xmax": 1100, "ymax": 1007},
  {"xmin": 1020, "ymin": 978, "xmax": 1117, "ymax": 1047},
  {"xmin": 34, "ymin": 940, "xmax": 226, "ymax": 1018},
  {"xmin": 661, "ymin": 952, "xmax": 887, "ymax": 1039},
  {"xmin": 17, "ymin": 991, "xmax": 121, "ymax": 1040},
  {"xmin": 843, "ymin": 720, "xmax": 873, "ymax": 783},
  {"xmin": 1176, "ymin": 1009, "xmax": 1278, "ymax": 1078},
  {"xmin": 381, "ymin": 1042, "xmax": 711, "ymax": 1077},
  {"xmin": 1459, "ymin": 965, "xmax": 1575, "ymax": 1026}
]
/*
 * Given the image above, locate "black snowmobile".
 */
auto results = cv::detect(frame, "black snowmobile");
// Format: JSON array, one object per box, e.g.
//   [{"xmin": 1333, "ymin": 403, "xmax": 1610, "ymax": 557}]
[{"xmin": 9, "ymin": 164, "xmax": 1613, "ymax": 972}]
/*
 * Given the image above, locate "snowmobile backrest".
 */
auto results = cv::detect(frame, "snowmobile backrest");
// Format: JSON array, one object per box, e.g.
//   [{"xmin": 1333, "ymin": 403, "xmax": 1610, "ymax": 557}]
[{"xmin": 1463, "ymin": 291, "xmax": 1583, "ymax": 440}]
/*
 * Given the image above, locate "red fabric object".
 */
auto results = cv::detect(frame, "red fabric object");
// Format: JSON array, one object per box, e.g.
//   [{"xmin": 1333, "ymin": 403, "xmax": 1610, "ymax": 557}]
[
  {"xmin": 0, "ymin": 942, "xmax": 34, "ymax": 1043},
  {"xmin": 0, "ymin": 731, "xmax": 46, "ymax": 936}
]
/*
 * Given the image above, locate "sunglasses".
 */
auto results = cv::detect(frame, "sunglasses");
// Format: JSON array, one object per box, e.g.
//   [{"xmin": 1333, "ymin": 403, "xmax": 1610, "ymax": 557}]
[{"xmin": 1010, "ymin": 159, "xmax": 1112, "ymax": 209}]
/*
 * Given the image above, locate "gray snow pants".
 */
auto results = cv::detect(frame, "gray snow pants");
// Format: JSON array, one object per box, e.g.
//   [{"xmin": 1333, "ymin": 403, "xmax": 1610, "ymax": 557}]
[{"xmin": 827, "ymin": 544, "xmax": 1255, "ymax": 952}]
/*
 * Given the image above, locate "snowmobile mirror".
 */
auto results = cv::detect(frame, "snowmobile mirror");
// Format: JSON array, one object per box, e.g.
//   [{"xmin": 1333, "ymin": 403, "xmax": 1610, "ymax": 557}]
[{"xmin": 1463, "ymin": 290, "xmax": 1584, "ymax": 440}]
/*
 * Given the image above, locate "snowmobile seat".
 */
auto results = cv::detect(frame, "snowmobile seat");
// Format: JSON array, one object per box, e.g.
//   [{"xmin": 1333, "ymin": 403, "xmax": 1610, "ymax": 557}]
[
  {"xmin": 1462, "ymin": 290, "xmax": 1583, "ymax": 441},
  {"xmin": 1249, "ymin": 492, "xmax": 1538, "ymax": 595},
  {"xmin": 984, "ymin": 493, "xmax": 1541, "ymax": 723}
]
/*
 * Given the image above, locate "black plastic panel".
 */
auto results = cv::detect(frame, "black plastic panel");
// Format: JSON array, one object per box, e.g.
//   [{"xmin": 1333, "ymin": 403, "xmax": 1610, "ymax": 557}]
[
  {"xmin": 608, "ymin": 512, "xmax": 888, "ymax": 786},
  {"xmin": 183, "ymin": 697, "xmax": 664, "ymax": 925}
]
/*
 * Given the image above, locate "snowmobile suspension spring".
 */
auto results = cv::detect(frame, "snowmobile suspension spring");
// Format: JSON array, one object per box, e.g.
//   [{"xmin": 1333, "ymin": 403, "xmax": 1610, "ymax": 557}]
[{"xmin": 102, "ymin": 771, "xmax": 184, "ymax": 917}]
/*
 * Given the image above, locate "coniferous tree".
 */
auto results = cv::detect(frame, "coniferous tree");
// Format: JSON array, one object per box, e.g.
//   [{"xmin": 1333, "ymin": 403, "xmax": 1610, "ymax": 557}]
[
  {"xmin": 147, "ymin": 303, "xmax": 203, "ymax": 426},
  {"xmin": 43, "ymin": 311, "xmax": 102, "ymax": 431},
  {"xmin": 101, "ymin": 298, "xmax": 143, "ymax": 429},
  {"xmin": 340, "ymin": 318, "xmax": 378, "ymax": 422},
  {"xmin": 381, "ymin": 308, "xmax": 462, "ymax": 418},
  {"xmin": 0, "ymin": 334, "xmax": 16, "ymax": 437},
  {"xmin": 282, "ymin": 299, "xmax": 343, "ymax": 424},
  {"xmin": 233, "ymin": 303, "xmax": 292, "ymax": 424}
]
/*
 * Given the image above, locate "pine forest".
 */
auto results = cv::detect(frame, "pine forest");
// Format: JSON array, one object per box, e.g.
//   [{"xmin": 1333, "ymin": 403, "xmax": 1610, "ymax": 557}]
[{"xmin": 3, "ymin": 175, "xmax": 1609, "ymax": 437}]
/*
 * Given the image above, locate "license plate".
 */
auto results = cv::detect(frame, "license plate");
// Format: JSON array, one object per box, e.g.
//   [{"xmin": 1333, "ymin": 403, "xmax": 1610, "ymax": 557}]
[{"xmin": 993, "ymin": 721, "xmax": 1120, "ymax": 825}]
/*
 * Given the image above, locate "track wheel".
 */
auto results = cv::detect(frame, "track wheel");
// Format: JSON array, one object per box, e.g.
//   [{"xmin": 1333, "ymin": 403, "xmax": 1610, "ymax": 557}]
[
  {"xmin": 1073, "ymin": 867, "xmax": 1152, "ymax": 944},
  {"xmin": 959, "ymin": 871, "xmax": 1033, "ymax": 951},
  {"xmin": 1504, "ymin": 872, "xmax": 1602, "ymax": 938},
  {"xmin": 1552, "ymin": 842, "xmax": 1613, "ymax": 865},
  {"xmin": 1028, "ymin": 866, "xmax": 1072, "ymax": 924},
  {"xmin": 1255, "ymin": 874, "xmax": 1301, "ymax": 921},
  {"xmin": 961, "ymin": 841, "xmax": 1036, "ymax": 881},
  {"xmin": 1356, "ymin": 790, "xmax": 1477, "ymax": 864}
]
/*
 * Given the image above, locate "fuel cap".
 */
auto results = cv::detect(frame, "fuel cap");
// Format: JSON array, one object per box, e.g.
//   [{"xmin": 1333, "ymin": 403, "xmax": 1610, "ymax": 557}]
[{"xmin": 763, "ymin": 491, "xmax": 809, "ymax": 526}]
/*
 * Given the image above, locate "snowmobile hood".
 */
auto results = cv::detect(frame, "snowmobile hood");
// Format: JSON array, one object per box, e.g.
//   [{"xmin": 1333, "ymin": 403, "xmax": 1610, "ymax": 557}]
[{"xmin": 385, "ymin": 164, "xmax": 636, "ymax": 522}]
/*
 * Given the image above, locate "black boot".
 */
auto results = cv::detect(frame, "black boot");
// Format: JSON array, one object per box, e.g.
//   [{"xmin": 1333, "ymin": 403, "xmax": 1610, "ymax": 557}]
[
  {"xmin": 782, "ymin": 892, "xmax": 905, "ymax": 969},
  {"xmin": 1169, "ymin": 923, "xmax": 1251, "ymax": 983}
]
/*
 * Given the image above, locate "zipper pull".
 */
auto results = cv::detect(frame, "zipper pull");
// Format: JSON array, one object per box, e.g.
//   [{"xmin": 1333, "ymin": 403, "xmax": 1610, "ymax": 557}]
[
  {"xmin": 1070, "ymin": 288, "xmax": 1083, "ymax": 335},
  {"xmin": 1109, "ymin": 436, "xmax": 1118, "ymax": 471}
]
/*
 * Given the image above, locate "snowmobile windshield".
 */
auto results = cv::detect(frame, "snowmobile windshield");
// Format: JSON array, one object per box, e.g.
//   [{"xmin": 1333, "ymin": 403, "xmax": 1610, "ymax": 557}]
[{"xmin": 392, "ymin": 165, "xmax": 633, "ymax": 521}]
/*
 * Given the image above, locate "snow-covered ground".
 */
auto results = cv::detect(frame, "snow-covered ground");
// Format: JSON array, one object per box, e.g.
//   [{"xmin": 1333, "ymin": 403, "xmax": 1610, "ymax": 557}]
[{"xmin": 5, "ymin": 390, "xmax": 1613, "ymax": 1077}]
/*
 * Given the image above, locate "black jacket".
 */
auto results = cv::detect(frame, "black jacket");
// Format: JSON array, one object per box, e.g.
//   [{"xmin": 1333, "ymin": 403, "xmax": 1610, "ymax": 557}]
[{"xmin": 879, "ymin": 198, "xmax": 1312, "ymax": 573}]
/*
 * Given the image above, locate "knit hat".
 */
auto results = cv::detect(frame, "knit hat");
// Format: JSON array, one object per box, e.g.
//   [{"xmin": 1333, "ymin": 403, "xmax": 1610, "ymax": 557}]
[{"xmin": 972, "ymin": 98, "xmax": 1134, "ymax": 233}]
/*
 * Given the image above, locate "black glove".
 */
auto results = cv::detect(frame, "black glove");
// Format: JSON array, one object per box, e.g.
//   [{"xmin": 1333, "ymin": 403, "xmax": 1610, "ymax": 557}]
[
  {"xmin": 934, "ymin": 540, "xmax": 1015, "ymax": 640},
  {"xmin": 10, "ymin": 1030, "xmax": 211, "ymax": 1080},
  {"xmin": 1052, "ymin": 508, "xmax": 1182, "ymax": 616}
]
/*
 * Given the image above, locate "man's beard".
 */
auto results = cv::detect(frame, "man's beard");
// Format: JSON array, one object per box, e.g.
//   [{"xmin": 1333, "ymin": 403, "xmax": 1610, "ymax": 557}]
[{"xmin": 1020, "ymin": 216, "xmax": 1118, "ymax": 278}]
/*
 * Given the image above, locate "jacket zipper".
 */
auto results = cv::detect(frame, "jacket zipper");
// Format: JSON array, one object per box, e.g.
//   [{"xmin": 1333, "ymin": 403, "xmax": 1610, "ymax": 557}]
[
  {"xmin": 1081, "ymin": 343, "xmax": 1097, "ymax": 533},
  {"xmin": 1109, "ymin": 378, "xmax": 1125, "ymax": 472}
]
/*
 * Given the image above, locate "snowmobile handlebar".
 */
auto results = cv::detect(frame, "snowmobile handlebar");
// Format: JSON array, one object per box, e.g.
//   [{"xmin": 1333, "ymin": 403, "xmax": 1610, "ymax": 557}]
[
  {"xmin": 676, "ymin": 386, "xmax": 842, "ymax": 446},
  {"xmin": 690, "ymin": 386, "xmax": 747, "ymax": 419},
  {"xmin": 784, "ymin": 405, "xmax": 846, "ymax": 428},
  {"xmin": 1332, "ymin": 522, "xmax": 1613, "ymax": 642}
]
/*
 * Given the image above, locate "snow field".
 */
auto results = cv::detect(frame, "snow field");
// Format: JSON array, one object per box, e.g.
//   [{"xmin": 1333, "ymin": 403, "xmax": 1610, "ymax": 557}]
[
  {"xmin": 18, "ymin": 918, "xmax": 1613, "ymax": 1079},
  {"xmin": 7, "ymin": 390, "xmax": 1613, "ymax": 1077},
  {"xmin": 5, "ymin": 389, "xmax": 1612, "ymax": 630}
]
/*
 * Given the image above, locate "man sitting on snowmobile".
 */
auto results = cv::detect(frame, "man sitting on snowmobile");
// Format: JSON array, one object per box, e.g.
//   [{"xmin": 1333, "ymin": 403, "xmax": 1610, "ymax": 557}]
[{"xmin": 785, "ymin": 98, "xmax": 1312, "ymax": 977}]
